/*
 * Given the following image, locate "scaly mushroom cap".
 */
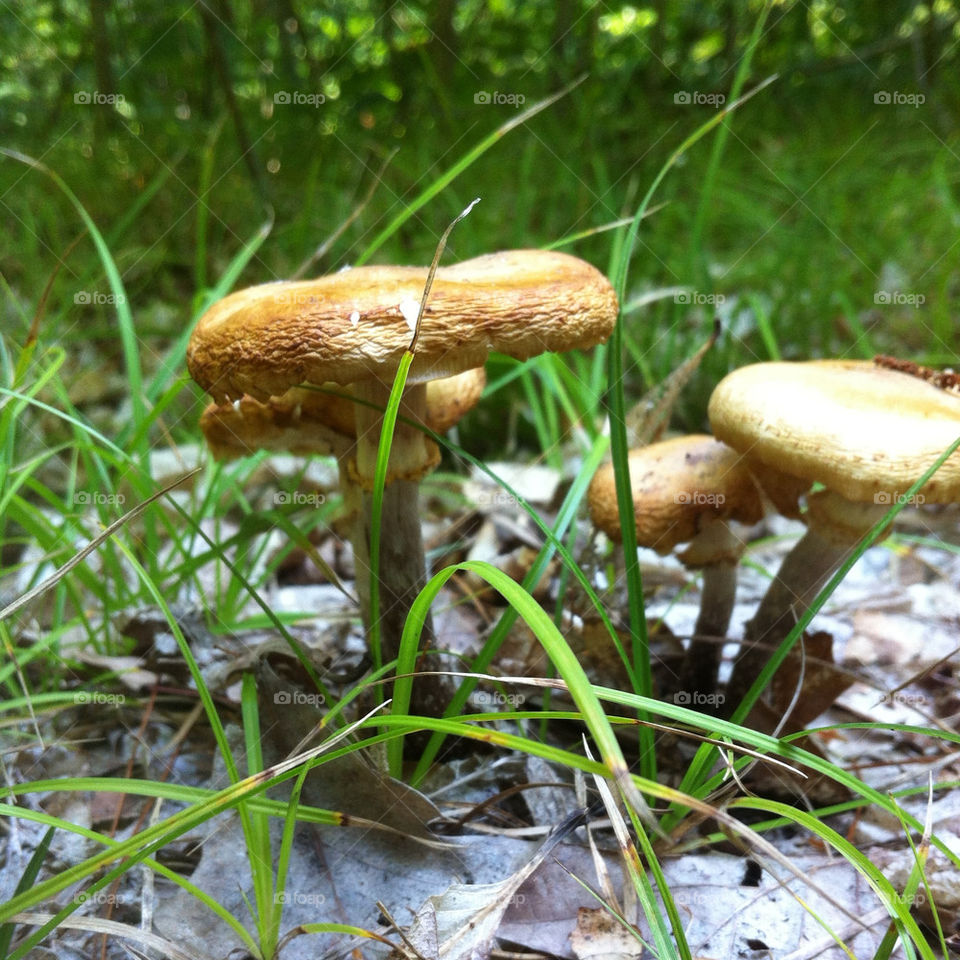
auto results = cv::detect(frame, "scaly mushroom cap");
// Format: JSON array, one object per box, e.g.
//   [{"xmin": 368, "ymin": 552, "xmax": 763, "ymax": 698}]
[
  {"xmin": 187, "ymin": 250, "xmax": 618, "ymax": 403},
  {"xmin": 199, "ymin": 367, "xmax": 486, "ymax": 463},
  {"xmin": 588, "ymin": 434, "xmax": 764, "ymax": 553},
  {"xmin": 708, "ymin": 360, "xmax": 960, "ymax": 504}
]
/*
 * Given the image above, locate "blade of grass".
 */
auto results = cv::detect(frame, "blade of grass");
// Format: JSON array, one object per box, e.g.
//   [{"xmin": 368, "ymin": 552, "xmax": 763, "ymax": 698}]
[
  {"xmin": 390, "ymin": 559, "xmax": 660, "ymax": 831},
  {"xmin": 608, "ymin": 75, "xmax": 779, "ymax": 787},
  {"xmin": 0, "ymin": 149, "xmax": 145, "ymax": 457},
  {"xmin": 0, "ymin": 826, "xmax": 55, "ymax": 957}
]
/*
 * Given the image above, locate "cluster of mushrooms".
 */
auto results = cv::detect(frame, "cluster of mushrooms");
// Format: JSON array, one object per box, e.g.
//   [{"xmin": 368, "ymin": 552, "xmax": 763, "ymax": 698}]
[
  {"xmin": 187, "ymin": 252, "xmax": 960, "ymax": 720},
  {"xmin": 589, "ymin": 359, "xmax": 960, "ymax": 712}
]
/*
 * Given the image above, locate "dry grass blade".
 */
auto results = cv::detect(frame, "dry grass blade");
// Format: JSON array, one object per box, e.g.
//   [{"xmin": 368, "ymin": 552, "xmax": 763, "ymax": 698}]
[{"xmin": 8, "ymin": 913, "xmax": 205, "ymax": 960}]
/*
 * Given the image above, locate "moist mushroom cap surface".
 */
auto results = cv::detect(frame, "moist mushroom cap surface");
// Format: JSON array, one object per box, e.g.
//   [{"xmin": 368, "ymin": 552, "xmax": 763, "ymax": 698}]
[
  {"xmin": 588, "ymin": 434, "xmax": 764, "ymax": 551},
  {"xmin": 708, "ymin": 360, "xmax": 960, "ymax": 503},
  {"xmin": 187, "ymin": 250, "xmax": 617, "ymax": 403}
]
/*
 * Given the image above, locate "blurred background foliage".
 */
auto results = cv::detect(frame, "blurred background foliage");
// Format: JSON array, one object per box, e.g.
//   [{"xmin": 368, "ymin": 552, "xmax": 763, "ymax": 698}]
[{"xmin": 1, "ymin": 0, "xmax": 958, "ymax": 447}]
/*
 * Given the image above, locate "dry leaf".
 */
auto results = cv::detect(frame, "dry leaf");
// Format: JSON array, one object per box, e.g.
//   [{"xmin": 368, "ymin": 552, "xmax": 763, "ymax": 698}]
[{"xmin": 569, "ymin": 906, "xmax": 643, "ymax": 960}]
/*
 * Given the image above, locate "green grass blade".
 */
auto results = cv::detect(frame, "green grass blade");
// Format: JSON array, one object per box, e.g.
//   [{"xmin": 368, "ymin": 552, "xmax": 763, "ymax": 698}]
[{"xmin": 390, "ymin": 559, "xmax": 659, "ymax": 829}]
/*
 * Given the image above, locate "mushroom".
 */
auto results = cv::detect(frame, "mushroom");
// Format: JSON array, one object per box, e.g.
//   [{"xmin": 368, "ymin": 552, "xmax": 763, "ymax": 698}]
[
  {"xmin": 188, "ymin": 250, "xmax": 618, "ymax": 715},
  {"xmin": 708, "ymin": 359, "xmax": 960, "ymax": 707},
  {"xmin": 199, "ymin": 367, "xmax": 487, "ymax": 536},
  {"xmin": 588, "ymin": 434, "xmax": 764, "ymax": 699}
]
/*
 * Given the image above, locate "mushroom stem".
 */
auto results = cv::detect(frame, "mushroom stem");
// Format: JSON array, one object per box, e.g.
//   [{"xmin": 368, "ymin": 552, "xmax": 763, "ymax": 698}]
[
  {"xmin": 681, "ymin": 560, "xmax": 738, "ymax": 698},
  {"xmin": 350, "ymin": 378, "xmax": 453, "ymax": 716},
  {"xmin": 725, "ymin": 490, "xmax": 890, "ymax": 710},
  {"xmin": 678, "ymin": 520, "xmax": 743, "ymax": 698},
  {"xmin": 726, "ymin": 526, "xmax": 846, "ymax": 707}
]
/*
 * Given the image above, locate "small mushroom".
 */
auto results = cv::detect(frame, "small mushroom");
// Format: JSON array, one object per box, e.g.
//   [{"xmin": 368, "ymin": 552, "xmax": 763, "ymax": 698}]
[
  {"xmin": 588, "ymin": 435, "xmax": 764, "ymax": 698},
  {"xmin": 188, "ymin": 250, "xmax": 618, "ymax": 715},
  {"xmin": 708, "ymin": 359, "xmax": 960, "ymax": 707}
]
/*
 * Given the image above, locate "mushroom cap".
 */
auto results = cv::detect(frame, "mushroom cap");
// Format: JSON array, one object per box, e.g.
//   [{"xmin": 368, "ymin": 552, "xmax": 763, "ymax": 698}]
[
  {"xmin": 587, "ymin": 434, "xmax": 764, "ymax": 553},
  {"xmin": 200, "ymin": 367, "xmax": 486, "ymax": 462},
  {"xmin": 187, "ymin": 250, "xmax": 617, "ymax": 404},
  {"xmin": 419, "ymin": 365, "xmax": 486, "ymax": 434},
  {"xmin": 708, "ymin": 360, "xmax": 960, "ymax": 504}
]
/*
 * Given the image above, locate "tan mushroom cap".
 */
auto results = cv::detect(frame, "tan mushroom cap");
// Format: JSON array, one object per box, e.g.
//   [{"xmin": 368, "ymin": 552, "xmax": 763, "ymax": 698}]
[
  {"xmin": 588, "ymin": 434, "xmax": 764, "ymax": 553},
  {"xmin": 708, "ymin": 360, "xmax": 960, "ymax": 504},
  {"xmin": 187, "ymin": 250, "xmax": 618, "ymax": 404},
  {"xmin": 200, "ymin": 367, "xmax": 486, "ymax": 463}
]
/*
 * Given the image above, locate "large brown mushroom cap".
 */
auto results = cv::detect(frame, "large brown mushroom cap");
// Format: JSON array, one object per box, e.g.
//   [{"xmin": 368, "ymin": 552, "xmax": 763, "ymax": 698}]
[
  {"xmin": 708, "ymin": 360, "xmax": 960, "ymax": 504},
  {"xmin": 588, "ymin": 434, "xmax": 764, "ymax": 553},
  {"xmin": 187, "ymin": 250, "xmax": 618, "ymax": 404}
]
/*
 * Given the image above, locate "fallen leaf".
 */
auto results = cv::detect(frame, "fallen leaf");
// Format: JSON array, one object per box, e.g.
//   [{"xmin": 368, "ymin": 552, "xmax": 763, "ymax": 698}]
[{"xmin": 569, "ymin": 906, "xmax": 643, "ymax": 960}]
